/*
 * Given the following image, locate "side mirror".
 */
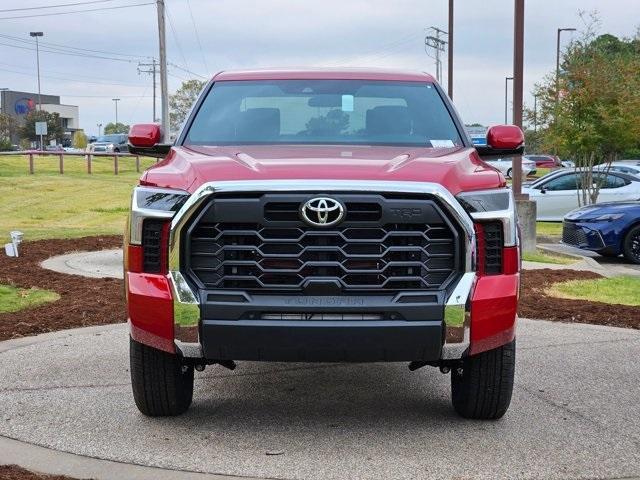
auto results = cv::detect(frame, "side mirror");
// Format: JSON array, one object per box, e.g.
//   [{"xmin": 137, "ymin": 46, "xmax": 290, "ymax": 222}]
[
  {"xmin": 128, "ymin": 123, "xmax": 171, "ymax": 158},
  {"xmin": 476, "ymin": 125, "xmax": 525, "ymax": 159}
]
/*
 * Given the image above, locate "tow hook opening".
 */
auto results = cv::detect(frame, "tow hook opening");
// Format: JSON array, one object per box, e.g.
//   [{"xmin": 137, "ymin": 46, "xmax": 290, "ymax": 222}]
[
  {"xmin": 185, "ymin": 359, "xmax": 237, "ymax": 371},
  {"xmin": 408, "ymin": 360, "xmax": 461, "ymax": 373}
]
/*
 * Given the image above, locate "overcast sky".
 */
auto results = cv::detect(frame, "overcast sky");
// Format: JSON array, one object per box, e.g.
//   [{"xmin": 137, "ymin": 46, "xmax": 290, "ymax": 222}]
[{"xmin": 1, "ymin": 0, "xmax": 638, "ymax": 136}]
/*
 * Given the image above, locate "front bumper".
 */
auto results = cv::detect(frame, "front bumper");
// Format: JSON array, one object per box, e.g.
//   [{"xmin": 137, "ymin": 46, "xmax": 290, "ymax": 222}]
[
  {"xmin": 128, "ymin": 180, "xmax": 518, "ymax": 362},
  {"xmin": 562, "ymin": 220, "xmax": 607, "ymax": 251}
]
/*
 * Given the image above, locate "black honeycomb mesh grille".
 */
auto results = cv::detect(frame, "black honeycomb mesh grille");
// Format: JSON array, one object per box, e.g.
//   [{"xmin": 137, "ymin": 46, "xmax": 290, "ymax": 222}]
[{"xmin": 186, "ymin": 194, "xmax": 460, "ymax": 293}]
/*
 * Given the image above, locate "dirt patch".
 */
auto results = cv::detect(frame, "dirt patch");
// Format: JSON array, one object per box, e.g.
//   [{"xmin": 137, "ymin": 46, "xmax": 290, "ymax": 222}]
[
  {"xmin": 0, "ymin": 465, "xmax": 84, "ymax": 480},
  {"xmin": 0, "ymin": 236, "xmax": 123, "ymax": 341},
  {"xmin": 520, "ymin": 269, "xmax": 640, "ymax": 329}
]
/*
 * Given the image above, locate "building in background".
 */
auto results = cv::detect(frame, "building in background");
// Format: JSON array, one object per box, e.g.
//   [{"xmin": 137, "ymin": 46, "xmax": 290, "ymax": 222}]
[{"xmin": 0, "ymin": 89, "xmax": 80, "ymax": 146}]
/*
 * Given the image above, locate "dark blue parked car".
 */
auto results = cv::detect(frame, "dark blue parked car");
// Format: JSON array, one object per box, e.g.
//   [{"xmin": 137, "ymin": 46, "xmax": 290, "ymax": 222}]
[{"xmin": 563, "ymin": 201, "xmax": 640, "ymax": 263}]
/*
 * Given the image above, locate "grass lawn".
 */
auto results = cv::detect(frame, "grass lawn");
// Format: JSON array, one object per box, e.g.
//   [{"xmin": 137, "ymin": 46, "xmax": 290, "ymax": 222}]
[
  {"xmin": 547, "ymin": 276, "xmax": 640, "ymax": 306},
  {"xmin": 522, "ymin": 249, "xmax": 576, "ymax": 265},
  {"xmin": 536, "ymin": 222, "xmax": 562, "ymax": 237},
  {"xmin": 0, "ymin": 154, "xmax": 157, "ymax": 240},
  {"xmin": 0, "ymin": 284, "xmax": 60, "ymax": 313}
]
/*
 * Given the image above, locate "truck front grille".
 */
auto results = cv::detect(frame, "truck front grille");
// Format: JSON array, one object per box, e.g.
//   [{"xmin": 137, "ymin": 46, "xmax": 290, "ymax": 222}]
[{"xmin": 185, "ymin": 193, "xmax": 461, "ymax": 293}]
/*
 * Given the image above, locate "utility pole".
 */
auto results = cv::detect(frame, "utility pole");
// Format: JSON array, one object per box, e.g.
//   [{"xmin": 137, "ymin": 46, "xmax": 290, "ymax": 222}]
[
  {"xmin": 447, "ymin": 0, "xmax": 454, "ymax": 99},
  {"xmin": 512, "ymin": 0, "xmax": 524, "ymax": 198},
  {"xmin": 112, "ymin": 98, "xmax": 120, "ymax": 126},
  {"xmin": 504, "ymin": 76, "xmax": 513, "ymax": 124},
  {"xmin": 512, "ymin": 0, "xmax": 536, "ymax": 254},
  {"xmin": 138, "ymin": 58, "xmax": 158, "ymax": 122},
  {"xmin": 425, "ymin": 27, "xmax": 447, "ymax": 83},
  {"xmin": 157, "ymin": 0, "xmax": 169, "ymax": 139},
  {"xmin": 97, "ymin": 123, "xmax": 103, "ymax": 136}
]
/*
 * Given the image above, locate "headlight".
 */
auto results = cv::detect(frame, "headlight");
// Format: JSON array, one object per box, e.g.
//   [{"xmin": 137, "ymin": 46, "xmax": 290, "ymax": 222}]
[
  {"xmin": 456, "ymin": 188, "xmax": 517, "ymax": 247},
  {"xmin": 129, "ymin": 186, "xmax": 189, "ymax": 245},
  {"xmin": 585, "ymin": 213, "xmax": 624, "ymax": 222}
]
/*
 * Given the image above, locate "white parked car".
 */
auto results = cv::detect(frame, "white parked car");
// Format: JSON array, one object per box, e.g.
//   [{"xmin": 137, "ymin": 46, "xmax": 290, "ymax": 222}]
[
  {"xmin": 484, "ymin": 157, "xmax": 536, "ymax": 178},
  {"xmin": 522, "ymin": 169, "xmax": 640, "ymax": 221},
  {"xmin": 593, "ymin": 160, "xmax": 640, "ymax": 177}
]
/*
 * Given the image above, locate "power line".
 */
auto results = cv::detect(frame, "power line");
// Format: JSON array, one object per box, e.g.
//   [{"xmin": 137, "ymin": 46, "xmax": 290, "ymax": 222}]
[
  {"xmin": 0, "ymin": 40, "xmax": 137, "ymax": 63},
  {"xmin": 185, "ymin": 0, "xmax": 208, "ymax": 73},
  {"xmin": 0, "ymin": 66, "xmax": 148, "ymax": 87},
  {"xmin": 0, "ymin": 60, "xmax": 146, "ymax": 86},
  {"xmin": 0, "ymin": 2, "xmax": 154, "ymax": 21},
  {"xmin": 164, "ymin": 3, "xmax": 190, "ymax": 73},
  {"xmin": 0, "ymin": 33, "xmax": 148, "ymax": 59},
  {"xmin": 168, "ymin": 62, "xmax": 206, "ymax": 79},
  {"xmin": 0, "ymin": 0, "xmax": 117, "ymax": 13},
  {"xmin": 328, "ymin": 32, "xmax": 421, "ymax": 67}
]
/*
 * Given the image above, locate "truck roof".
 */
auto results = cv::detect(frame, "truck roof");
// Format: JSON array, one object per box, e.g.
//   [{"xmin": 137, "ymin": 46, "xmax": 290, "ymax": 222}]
[{"xmin": 213, "ymin": 68, "xmax": 436, "ymax": 83}]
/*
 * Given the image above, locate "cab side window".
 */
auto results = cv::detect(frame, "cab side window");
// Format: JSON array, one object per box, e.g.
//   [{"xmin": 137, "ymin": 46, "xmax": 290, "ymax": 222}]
[
  {"xmin": 541, "ymin": 173, "xmax": 578, "ymax": 191},
  {"xmin": 598, "ymin": 174, "xmax": 629, "ymax": 189}
]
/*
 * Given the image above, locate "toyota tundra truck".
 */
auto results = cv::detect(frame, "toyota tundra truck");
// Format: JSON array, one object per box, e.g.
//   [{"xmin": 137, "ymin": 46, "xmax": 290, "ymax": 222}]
[{"xmin": 125, "ymin": 69, "xmax": 522, "ymax": 419}]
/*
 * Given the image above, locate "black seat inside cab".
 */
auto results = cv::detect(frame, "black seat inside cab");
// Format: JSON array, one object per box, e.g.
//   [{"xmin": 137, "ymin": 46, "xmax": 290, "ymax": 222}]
[
  {"xmin": 236, "ymin": 108, "xmax": 281, "ymax": 141},
  {"xmin": 366, "ymin": 105, "xmax": 412, "ymax": 136}
]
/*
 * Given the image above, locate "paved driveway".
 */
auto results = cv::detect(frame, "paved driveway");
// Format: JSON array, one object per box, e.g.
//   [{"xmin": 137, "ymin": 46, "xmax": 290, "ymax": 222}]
[{"xmin": 1, "ymin": 319, "xmax": 639, "ymax": 480}]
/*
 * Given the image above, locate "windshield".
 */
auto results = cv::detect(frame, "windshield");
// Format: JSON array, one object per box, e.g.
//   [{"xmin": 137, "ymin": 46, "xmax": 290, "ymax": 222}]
[
  {"xmin": 96, "ymin": 135, "xmax": 123, "ymax": 143},
  {"xmin": 184, "ymin": 80, "xmax": 463, "ymax": 147}
]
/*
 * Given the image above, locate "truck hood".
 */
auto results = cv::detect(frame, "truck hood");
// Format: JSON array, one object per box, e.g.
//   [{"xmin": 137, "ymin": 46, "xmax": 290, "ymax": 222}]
[{"xmin": 140, "ymin": 145, "xmax": 504, "ymax": 195}]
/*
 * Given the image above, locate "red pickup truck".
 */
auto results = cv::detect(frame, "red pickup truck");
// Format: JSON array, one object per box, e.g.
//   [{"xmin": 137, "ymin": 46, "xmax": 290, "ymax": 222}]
[{"xmin": 125, "ymin": 69, "xmax": 522, "ymax": 420}]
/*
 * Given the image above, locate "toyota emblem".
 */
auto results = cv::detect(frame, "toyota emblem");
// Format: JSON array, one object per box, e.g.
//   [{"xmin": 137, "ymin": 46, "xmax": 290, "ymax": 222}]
[{"xmin": 300, "ymin": 197, "xmax": 345, "ymax": 227}]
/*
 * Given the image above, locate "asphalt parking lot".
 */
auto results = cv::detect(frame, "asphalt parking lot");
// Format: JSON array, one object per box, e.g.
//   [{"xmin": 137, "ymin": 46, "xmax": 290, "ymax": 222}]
[{"xmin": 1, "ymin": 319, "xmax": 639, "ymax": 480}]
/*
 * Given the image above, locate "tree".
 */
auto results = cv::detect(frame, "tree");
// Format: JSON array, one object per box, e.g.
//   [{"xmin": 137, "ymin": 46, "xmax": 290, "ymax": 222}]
[
  {"xmin": 526, "ymin": 14, "xmax": 640, "ymax": 205},
  {"xmin": 104, "ymin": 122, "xmax": 129, "ymax": 134},
  {"xmin": 18, "ymin": 110, "xmax": 64, "ymax": 145},
  {"xmin": 0, "ymin": 112, "xmax": 18, "ymax": 140},
  {"xmin": 169, "ymin": 79, "xmax": 205, "ymax": 133},
  {"xmin": 72, "ymin": 130, "xmax": 88, "ymax": 149}
]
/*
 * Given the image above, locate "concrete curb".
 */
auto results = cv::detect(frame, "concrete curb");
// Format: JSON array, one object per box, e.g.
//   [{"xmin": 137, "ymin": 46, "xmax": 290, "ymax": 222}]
[
  {"xmin": 0, "ymin": 435, "xmax": 260, "ymax": 480},
  {"xmin": 0, "ymin": 323, "xmax": 123, "ymax": 354}
]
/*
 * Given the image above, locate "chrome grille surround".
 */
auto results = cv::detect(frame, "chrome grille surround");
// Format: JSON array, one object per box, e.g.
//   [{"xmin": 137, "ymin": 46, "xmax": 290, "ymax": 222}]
[{"xmin": 167, "ymin": 180, "xmax": 477, "ymax": 360}]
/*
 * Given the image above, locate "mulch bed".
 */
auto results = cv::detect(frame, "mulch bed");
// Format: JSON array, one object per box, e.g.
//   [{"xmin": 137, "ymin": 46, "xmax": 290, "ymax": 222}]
[
  {"xmin": 0, "ymin": 465, "xmax": 83, "ymax": 480},
  {"xmin": 520, "ymin": 268, "xmax": 640, "ymax": 329},
  {"xmin": 0, "ymin": 236, "xmax": 124, "ymax": 342}
]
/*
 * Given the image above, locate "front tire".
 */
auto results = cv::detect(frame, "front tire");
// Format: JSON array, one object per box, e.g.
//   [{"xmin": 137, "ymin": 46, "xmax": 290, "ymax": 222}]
[
  {"xmin": 451, "ymin": 340, "xmax": 515, "ymax": 420},
  {"xmin": 623, "ymin": 225, "xmax": 640, "ymax": 264},
  {"xmin": 130, "ymin": 337, "xmax": 194, "ymax": 416}
]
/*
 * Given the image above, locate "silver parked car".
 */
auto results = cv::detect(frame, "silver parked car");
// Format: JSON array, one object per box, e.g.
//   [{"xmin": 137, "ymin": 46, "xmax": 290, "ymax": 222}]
[{"xmin": 89, "ymin": 134, "xmax": 129, "ymax": 153}]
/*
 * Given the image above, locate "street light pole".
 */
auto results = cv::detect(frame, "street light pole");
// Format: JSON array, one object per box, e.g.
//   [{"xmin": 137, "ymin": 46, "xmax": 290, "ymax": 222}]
[
  {"xmin": 97, "ymin": 123, "xmax": 103, "ymax": 136},
  {"xmin": 555, "ymin": 27, "xmax": 576, "ymax": 109},
  {"xmin": 504, "ymin": 76, "xmax": 513, "ymax": 124},
  {"xmin": 533, "ymin": 93, "xmax": 538, "ymax": 133},
  {"xmin": 112, "ymin": 98, "xmax": 120, "ymax": 127},
  {"xmin": 29, "ymin": 32, "xmax": 43, "ymax": 112}
]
